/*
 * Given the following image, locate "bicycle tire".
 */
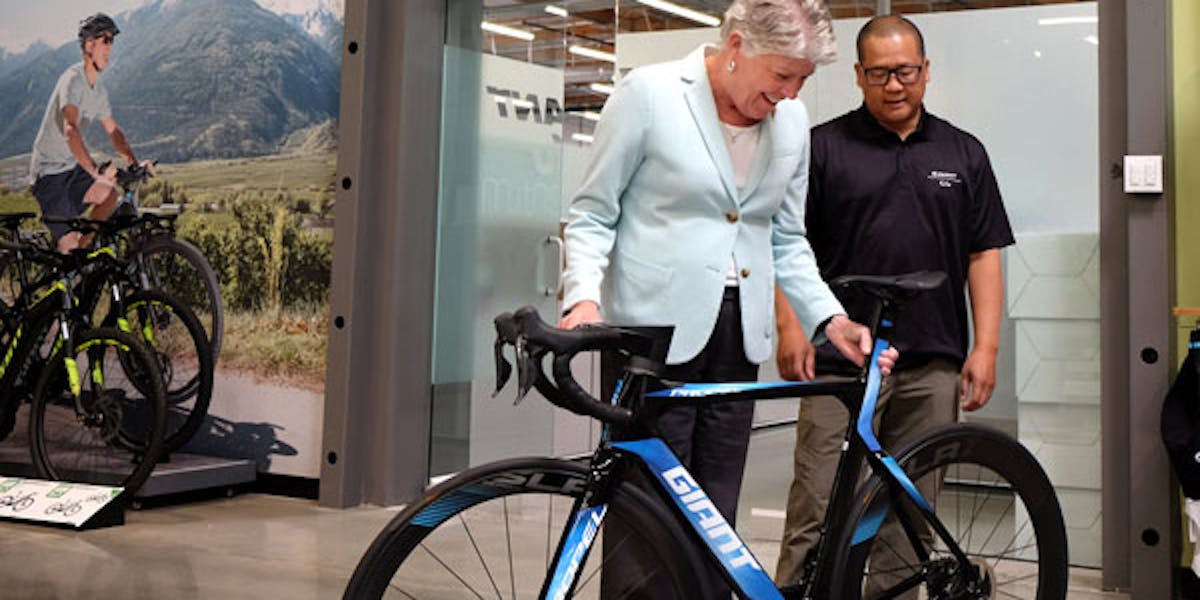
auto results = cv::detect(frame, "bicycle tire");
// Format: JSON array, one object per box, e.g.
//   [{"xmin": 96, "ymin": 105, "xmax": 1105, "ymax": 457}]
[
  {"xmin": 828, "ymin": 423, "xmax": 1068, "ymax": 600},
  {"xmin": 29, "ymin": 327, "xmax": 167, "ymax": 497},
  {"xmin": 133, "ymin": 236, "xmax": 223, "ymax": 363},
  {"xmin": 344, "ymin": 457, "xmax": 711, "ymax": 600},
  {"xmin": 107, "ymin": 289, "xmax": 214, "ymax": 453}
]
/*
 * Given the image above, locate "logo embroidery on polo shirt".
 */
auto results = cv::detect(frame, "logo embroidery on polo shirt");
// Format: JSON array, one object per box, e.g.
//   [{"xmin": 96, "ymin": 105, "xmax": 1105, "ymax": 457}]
[{"xmin": 928, "ymin": 170, "xmax": 962, "ymax": 187}]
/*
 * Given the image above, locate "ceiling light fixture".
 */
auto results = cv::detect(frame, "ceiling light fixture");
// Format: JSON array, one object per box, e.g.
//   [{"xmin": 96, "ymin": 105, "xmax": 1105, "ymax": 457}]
[
  {"xmin": 637, "ymin": 0, "xmax": 721, "ymax": 27},
  {"xmin": 1036, "ymin": 16, "xmax": 1098, "ymax": 26},
  {"xmin": 481, "ymin": 21, "xmax": 535, "ymax": 41},
  {"xmin": 590, "ymin": 83, "xmax": 615, "ymax": 95},
  {"xmin": 545, "ymin": 5, "xmax": 568, "ymax": 17},
  {"xmin": 569, "ymin": 45, "xmax": 616, "ymax": 63}
]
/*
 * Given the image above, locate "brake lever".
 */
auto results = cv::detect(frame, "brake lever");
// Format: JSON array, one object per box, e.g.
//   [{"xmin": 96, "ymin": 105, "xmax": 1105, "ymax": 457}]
[
  {"xmin": 492, "ymin": 337, "xmax": 512, "ymax": 398},
  {"xmin": 515, "ymin": 336, "xmax": 541, "ymax": 406}
]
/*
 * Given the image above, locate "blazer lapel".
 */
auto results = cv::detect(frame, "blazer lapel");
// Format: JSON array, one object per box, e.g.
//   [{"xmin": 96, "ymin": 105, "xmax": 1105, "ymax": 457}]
[
  {"xmin": 680, "ymin": 47, "xmax": 738, "ymax": 204},
  {"xmin": 738, "ymin": 113, "xmax": 773, "ymax": 203}
]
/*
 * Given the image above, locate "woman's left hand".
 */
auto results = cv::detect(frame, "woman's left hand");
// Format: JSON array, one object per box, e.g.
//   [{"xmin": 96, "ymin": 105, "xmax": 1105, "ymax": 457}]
[{"xmin": 824, "ymin": 314, "xmax": 898, "ymax": 376}]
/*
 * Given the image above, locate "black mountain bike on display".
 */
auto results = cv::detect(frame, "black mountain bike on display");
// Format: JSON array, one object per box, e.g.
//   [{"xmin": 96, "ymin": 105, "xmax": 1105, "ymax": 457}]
[
  {"xmin": 107, "ymin": 162, "xmax": 224, "ymax": 363},
  {"xmin": 0, "ymin": 220, "xmax": 166, "ymax": 496},
  {"xmin": 44, "ymin": 215, "xmax": 214, "ymax": 455},
  {"xmin": 344, "ymin": 271, "xmax": 1068, "ymax": 599},
  {"xmin": 0, "ymin": 163, "xmax": 224, "ymax": 364}
]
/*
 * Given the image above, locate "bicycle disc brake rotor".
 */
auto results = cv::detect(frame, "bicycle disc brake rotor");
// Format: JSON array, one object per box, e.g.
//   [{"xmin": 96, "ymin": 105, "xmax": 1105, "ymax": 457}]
[
  {"xmin": 81, "ymin": 389, "xmax": 125, "ymax": 444},
  {"xmin": 925, "ymin": 556, "xmax": 993, "ymax": 600}
]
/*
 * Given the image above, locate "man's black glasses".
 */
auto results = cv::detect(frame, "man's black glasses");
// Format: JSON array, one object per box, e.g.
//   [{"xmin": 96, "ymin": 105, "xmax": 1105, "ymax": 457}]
[{"xmin": 862, "ymin": 64, "xmax": 923, "ymax": 86}]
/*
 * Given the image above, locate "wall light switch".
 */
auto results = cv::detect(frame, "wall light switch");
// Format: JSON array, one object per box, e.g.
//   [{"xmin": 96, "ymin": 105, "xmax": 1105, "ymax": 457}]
[{"xmin": 1124, "ymin": 155, "xmax": 1164, "ymax": 194}]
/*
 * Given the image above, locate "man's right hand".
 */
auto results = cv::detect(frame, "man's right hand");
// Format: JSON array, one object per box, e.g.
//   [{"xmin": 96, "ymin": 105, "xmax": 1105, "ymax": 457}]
[
  {"xmin": 777, "ymin": 321, "xmax": 815, "ymax": 381},
  {"xmin": 558, "ymin": 300, "xmax": 602, "ymax": 329},
  {"xmin": 137, "ymin": 159, "xmax": 158, "ymax": 178}
]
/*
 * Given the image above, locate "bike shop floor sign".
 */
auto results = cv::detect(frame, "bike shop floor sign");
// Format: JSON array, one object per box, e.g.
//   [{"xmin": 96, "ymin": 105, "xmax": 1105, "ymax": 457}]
[{"xmin": 0, "ymin": 477, "xmax": 124, "ymax": 529}]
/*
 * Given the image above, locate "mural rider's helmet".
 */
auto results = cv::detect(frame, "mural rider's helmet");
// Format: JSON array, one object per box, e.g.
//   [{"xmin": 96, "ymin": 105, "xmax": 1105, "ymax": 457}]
[{"xmin": 78, "ymin": 13, "xmax": 120, "ymax": 48}]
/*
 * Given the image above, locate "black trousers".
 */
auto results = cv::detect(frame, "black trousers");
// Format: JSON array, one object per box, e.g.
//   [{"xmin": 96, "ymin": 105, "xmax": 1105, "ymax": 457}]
[{"xmin": 600, "ymin": 288, "xmax": 758, "ymax": 598}]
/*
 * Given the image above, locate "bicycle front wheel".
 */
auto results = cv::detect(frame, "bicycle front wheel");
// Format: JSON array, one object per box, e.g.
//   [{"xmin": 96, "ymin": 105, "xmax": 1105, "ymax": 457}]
[
  {"xmin": 134, "ymin": 236, "xmax": 223, "ymax": 362},
  {"xmin": 29, "ymin": 327, "xmax": 167, "ymax": 496},
  {"xmin": 829, "ymin": 424, "xmax": 1068, "ymax": 600},
  {"xmin": 110, "ymin": 289, "xmax": 214, "ymax": 453},
  {"xmin": 344, "ymin": 457, "xmax": 710, "ymax": 599}
]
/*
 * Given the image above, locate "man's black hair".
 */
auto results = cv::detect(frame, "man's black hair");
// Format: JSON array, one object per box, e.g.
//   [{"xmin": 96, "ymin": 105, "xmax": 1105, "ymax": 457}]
[{"xmin": 855, "ymin": 14, "xmax": 925, "ymax": 63}]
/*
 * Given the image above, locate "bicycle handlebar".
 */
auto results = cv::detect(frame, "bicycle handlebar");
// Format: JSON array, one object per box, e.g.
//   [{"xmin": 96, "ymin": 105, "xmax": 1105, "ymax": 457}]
[
  {"xmin": 94, "ymin": 160, "xmax": 156, "ymax": 189},
  {"xmin": 493, "ymin": 307, "xmax": 668, "ymax": 427},
  {"xmin": 492, "ymin": 271, "xmax": 950, "ymax": 427}
]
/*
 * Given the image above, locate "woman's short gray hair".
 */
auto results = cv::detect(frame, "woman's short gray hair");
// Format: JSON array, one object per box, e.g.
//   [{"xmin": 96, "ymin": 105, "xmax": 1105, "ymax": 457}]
[{"xmin": 720, "ymin": 0, "xmax": 837, "ymax": 65}]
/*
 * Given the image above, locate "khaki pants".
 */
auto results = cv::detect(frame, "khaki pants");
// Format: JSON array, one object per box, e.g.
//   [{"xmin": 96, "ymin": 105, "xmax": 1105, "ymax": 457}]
[{"xmin": 775, "ymin": 359, "xmax": 959, "ymax": 593}]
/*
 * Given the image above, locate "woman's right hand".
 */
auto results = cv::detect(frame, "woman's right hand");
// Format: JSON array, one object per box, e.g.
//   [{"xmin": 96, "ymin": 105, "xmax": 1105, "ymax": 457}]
[{"xmin": 558, "ymin": 300, "xmax": 603, "ymax": 329}]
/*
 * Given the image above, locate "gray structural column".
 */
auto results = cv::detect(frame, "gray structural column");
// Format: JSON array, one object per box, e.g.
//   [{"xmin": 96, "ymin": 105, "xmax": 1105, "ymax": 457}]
[
  {"xmin": 1123, "ymin": 0, "xmax": 1176, "ymax": 596},
  {"xmin": 1098, "ymin": 0, "xmax": 1131, "ymax": 590},
  {"xmin": 320, "ymin": 0, "xmax": 447, "ymax": 508},
  {"xmin": 1101, "ymin": 0, "xmax": 1176, "ymax": 595}
]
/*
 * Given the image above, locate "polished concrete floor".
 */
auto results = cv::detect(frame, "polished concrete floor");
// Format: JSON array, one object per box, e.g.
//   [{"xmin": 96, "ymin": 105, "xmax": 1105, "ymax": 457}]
[{"xmin": 0, "ymin": 427, "xmax": 1132, "ymax": 599}]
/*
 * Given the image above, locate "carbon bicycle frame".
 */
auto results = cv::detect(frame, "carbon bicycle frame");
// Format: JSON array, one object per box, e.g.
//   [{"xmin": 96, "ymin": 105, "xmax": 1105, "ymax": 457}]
[{"xmin": 536, "ymin": 324, "xmax": 972, "ymax": 600}]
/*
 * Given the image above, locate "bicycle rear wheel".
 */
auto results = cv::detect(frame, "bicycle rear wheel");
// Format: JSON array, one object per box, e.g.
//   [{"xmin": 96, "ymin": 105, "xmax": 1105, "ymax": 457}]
[
  {"xmin": 110, "ymin": 289, "xmax": 213, "ymax": 453},
  {"xmin": 133, "ymin": 236, "xmax": 223, "ymax": 362},
  {"xmin": 829, "ymin": 424, "xmax": 1068, "ymax": 600},
  {"xmin": 29, "ymin": 327, "xmax": 167, "ymax": 496},
  {"xmin": 344, "ymin": 457, "xmax": 710, "ymax": 599}
]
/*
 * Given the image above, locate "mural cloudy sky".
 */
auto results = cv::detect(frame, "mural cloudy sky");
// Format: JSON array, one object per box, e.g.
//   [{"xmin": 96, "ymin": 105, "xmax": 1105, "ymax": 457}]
[{"xmin": 0, "ymin": 0, "xmax": 343, "ymax": 52}]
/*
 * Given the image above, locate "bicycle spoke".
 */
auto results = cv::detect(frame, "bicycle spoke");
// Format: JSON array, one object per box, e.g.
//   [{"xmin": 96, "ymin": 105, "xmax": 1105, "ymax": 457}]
[
  {"xmin": 545, "ymin": 496, "xmax": 553, "ymax": 572},
  {"xmin": 458, "ymin": 515, "xmax": 504, "ymax": 600},
  {"xmin": 503, "ymin": 498, "xmax": 515, "ymax": 600},
  {"xmin": 384, "ymin": 583, "xmax": 418, "ymax": 600},
  {"xmin": 417, "ymin": 543, "xmax": 488, "ymax": 600},
  {"xmin": 978, "ymin": 491, "xmax": 1024, "ymax": 575},
  {"xmin": 575, "ymin": 521, "xmax": 638, "ymax": 593},
  {"xmin": 995, "ymin": 569, "xmax": 1040, "ymax": 586},
  {"xmin": 956, "ymin": 466, "xmax": 962, "ymax": 554}
]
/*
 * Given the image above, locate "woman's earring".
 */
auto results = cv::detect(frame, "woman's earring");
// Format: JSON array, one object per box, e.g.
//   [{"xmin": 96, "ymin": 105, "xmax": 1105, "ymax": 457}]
[{"xmin": 727, "ymin": 60, "xmax": 736, "ymax": 73}]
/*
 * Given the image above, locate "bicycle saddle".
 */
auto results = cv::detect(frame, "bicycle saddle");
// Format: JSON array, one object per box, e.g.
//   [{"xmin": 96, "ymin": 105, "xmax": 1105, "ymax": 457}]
[{"xmin": 830, "ymin": 270, "xmax": 947, "ymax": 304}]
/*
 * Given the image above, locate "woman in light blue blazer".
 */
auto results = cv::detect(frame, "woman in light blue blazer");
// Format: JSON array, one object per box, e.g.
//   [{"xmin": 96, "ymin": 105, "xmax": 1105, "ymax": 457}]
[{"xmin": 558, "ymin": 0, "xmax": 894, "ymax": 596}]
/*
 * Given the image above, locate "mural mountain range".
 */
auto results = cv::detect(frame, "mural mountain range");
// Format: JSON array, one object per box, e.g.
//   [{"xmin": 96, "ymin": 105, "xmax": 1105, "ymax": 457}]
[{"xmin": 0, "ymin": 0, "xmax": 341, "ymax": 163}]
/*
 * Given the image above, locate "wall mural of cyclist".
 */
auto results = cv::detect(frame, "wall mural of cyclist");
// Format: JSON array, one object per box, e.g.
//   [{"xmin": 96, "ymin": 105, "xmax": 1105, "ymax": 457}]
[{"xmin": 0, "ymin": 0, "xmax": 344, "ymax": 478}]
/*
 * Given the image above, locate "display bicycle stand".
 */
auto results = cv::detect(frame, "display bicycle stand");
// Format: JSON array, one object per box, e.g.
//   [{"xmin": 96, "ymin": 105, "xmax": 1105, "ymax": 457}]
[
  {"xmin": 0, "ymin": 446, "xmax": 257, "ymax": 511},
  {"xmin": 133, "ymin": 452, "xmax": 257, "ymax": 500}
]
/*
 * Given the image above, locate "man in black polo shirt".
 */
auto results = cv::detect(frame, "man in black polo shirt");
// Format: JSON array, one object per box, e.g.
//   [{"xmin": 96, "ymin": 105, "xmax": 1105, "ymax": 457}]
[{"xmin": 773, "ymin": 15, "xmax": 1014, "ymax": 591}]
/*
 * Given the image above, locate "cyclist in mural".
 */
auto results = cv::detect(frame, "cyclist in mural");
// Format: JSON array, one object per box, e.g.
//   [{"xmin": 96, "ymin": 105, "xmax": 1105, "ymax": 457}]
[
  {"xmin": 772, "ymin": 15, "xmax": 1014, "ymax": 594},
  {"xmin": 28, "ymin": 13, "xmax": 154, "ymax": 253}
]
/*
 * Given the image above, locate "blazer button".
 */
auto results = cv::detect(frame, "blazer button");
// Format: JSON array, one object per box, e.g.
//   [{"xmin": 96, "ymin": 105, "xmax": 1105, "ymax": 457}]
[
  {"xmin": 725, "ymin": 211, "xmax": 739, "ymax": 223},
  {"xmin": 740, "ymin": 268, "xmax": 750, "ymax": 278}
]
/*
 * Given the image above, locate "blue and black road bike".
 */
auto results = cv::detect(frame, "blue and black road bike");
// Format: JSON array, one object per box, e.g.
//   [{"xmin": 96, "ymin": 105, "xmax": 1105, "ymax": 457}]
[{"xmin": 345, "ymin": 271, "xmax": 1068, "ymax": 599}]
